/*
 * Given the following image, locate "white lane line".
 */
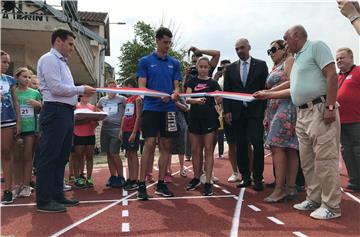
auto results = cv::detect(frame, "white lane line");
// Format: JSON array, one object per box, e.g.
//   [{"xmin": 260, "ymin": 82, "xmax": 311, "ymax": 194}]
[
  {"xmin": 153, "ymin": 166, "xmax": 159, "ymax": 171},
  {"xmin": 1, "ymin": 194, "xmax": 235, "ymax": 207},
  {"xmin": 123, "ymin": 167, "xmax": 127, "ymax": 180},
  {"xmin": 123, "ymin": 200, "xmax": 128, "ymax": 206},
  {"xmin": 121, "ymin": 223, "xmax": 130, "ymax": 232},
  {"xmin": 293, "ymin": 231, "xmax": 309, "ymax": 237},
  {"xmin": 267, "ymin": 216, "xmax": 284, "ymax": 225},
  {"xmin": 222, "ymin": 189, "xmax": 231, "ymax": 194},
  {"xmin": 122, "ymin": 210, "xmax": 129, "ymax": 217},
  {"xmin": 247, "ymin": 205, "xmax": 261, "ymax": 212},
  {"xmin": 122, "ymin": 190, "xmax": 128, "ymax": 196},
  {"xmin": 230, "ymin": 187, "xmax": 245, "ymax": 237},
  {"xmin": 233, "ymin": 196, "xmax": 239, "ymax": 200},
  {"xmin": 213, "ymin": 184, "xmax": 221, "ymax": 188},
  {"xmin": 49, "ymin": 167, "xmax": 190, "ymax": 237},
  {"xmin": 128, "ymin": 194, "xmax": 236, "ymax": 201},
  {"xmin": 341, "ymin": 188, "xmax": 360, "ymax": 204}
]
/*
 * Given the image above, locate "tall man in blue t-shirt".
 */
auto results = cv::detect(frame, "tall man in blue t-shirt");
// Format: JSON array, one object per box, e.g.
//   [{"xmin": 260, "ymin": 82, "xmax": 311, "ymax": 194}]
[{"xmin": 136, "ymin": 27, "xmax": 181, "ymax": 200}]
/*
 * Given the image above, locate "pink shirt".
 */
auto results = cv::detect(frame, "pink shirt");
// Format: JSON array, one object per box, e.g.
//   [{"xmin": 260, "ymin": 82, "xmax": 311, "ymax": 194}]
[{"xmin": 74, "ymin": 103, "xmax": 97, "ymax": 137}]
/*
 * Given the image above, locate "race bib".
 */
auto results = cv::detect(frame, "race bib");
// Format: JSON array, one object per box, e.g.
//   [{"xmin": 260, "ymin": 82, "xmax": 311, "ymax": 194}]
[
  {"xmin": 103, "ymin": 103, "xmax": 117, "ymax": 115},
  {"xmin": 124, "ymin": 103, "xmax": 135, "ymax": 116},
  {"xmin": 0, "ymin": 80, "xmax": 10, "ymax": 94},
  {"xmin": 20, "ymin": 104, "xmax": 34, "ymax": 118}
]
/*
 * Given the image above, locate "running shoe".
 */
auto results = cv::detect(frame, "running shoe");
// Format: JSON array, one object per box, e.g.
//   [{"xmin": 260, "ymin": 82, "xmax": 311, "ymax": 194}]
[
  {"xmin": 137, "ymin": 182, "xmax": 149, "ymax": 201},
  {"xmin": 74, "ymin": 178, "xmax": 87, "ymax": 189},
  {"xmin": 18, "ymin": 185, "xmax": 31, "ymax": 197},
  {"xmin": 106, "ymin": 176, "xmax": 117, "ymax": 187},
  {"xmin": 186, "ymin": 178, "xmax": 201, "ymax": 191},
  {"xmin": 86, "ymin": 177, "xmax": 94, "ymax": 187},
  {"xmin": 155, "ymin": 181, "xmax": 174, "ymax": 197},
  {"xmin": 203, "ymin": 183, "xmax": 213, "ymax": 196},
  {"xmin": 1, "ymin": 190, "xmax": 14, "ymax": 204}
]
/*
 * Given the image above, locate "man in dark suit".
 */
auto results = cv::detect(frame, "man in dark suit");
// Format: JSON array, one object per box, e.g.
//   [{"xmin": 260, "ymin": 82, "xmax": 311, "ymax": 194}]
[{"xmin": 223, "ymin": 38, "xmax": 268, "ymax": 191}]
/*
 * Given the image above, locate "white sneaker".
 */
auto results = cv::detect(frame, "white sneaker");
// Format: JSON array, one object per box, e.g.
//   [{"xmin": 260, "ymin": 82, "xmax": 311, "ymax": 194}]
[
  {"xmin": 200, "ymin": 174, "xmax": 214, "ymax": 184},
  {"xmin": 228, "ymin": 173, "xmax": 240, "ymax": 183},
  {"xmin": 310, "ymin": 207, "xmax": 341, "ymax": 220},
  {"xmin": 293, "ymin": 200, "xmax": 320, "ymax": 211},
  {"xmin": 12, "ymin": 185, "xmax": 21, "ymax": 198},
  {"xmin": 63, "ymin": 184, "xmax": 72, "ymax": 192},
  {"xmin": 18, "ymin": 186, "xmax": 31, "ymax": 197}
]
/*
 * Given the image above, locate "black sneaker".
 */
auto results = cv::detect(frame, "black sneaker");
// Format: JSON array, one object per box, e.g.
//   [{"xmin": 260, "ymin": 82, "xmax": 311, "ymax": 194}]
[
  {"xmin": 106, "ymin": 176, "xmax": 117, "ymax": 187},
  {"xmin": 111, "ymin": 176, "xmax": 125, "ymax": 188},
  {"xmin": 55, "ymin": 198, "xmax": 79, "ymax": 207},
  {"xmin": 203, "ymin": 183, "xmax": 213, "ymax": 196},
  {"xmin": 1, "ymin": 190, "xmax": 14, "ymax": 204},
  {"xmin": 155, "ymin": 181, "xmax": 174, "ymax": 197},
  {"xmin": 186, "ymin": 178, "xmax": 201, "ymax": 191},
  {"xmin": 137, "ymin": 182, "xmax": 149, "ymax": 201},
  {"xmin": 37, "ymin": 201, "xmax": 66, "ymax": 213},
  {"xmin": 124, "ymin": 180, "xmax": 138, "ymax": 191}
]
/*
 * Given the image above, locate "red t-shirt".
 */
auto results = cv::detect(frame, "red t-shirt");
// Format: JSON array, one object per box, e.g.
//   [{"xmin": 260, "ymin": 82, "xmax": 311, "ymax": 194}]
[
  {"xmin": 337, "ymin": 65, "xmax": 360, "ymax": 124},
  {"xmin": 122, "ymin": 96, "xmax": 140, "ymax": 132},
  {"xmin": 74, "ymin": 103, "xmax": 97, "ymax": 136}
]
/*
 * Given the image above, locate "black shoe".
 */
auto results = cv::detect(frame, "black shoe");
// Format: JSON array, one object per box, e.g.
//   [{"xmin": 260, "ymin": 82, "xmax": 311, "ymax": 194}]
[
  {"xmin": 253, "ymin": 180, "xmax": 264, "ymax": 191},
  {"xmin": 1, "ymin": 190, "xmax": 14, "ymax": 204},
  {"xmin": 111, "ymin": 176, "xmax": 125, "ymax": 188},
  {"xmin": 106, "ymin": 176, "xmax": 117, "ymax": 187},
  {"xmin": 203, "ymin": 183, "xmax": 213, "ymax": 196},
  {"xmin": 37, "ymin": 201, "xmax": 66, "ymax": 213},
  {"xmin": 29, "ymin": 180, "xmax": 36, "ymax": 189},
  {"xmin": 125, "ymin": 180, "xmax": 138, "ymax": 191},
  {"xmin": 55, "ymin": 198, "xmax": 79, "ymax": 207},
  {"xmin": 236, "ymin": 179, "xmax": 252, "ymax": 188},
  {"xmin": 137, "ymin": 182, "xmax": 149, "ymax": 201},
  {"xmin": 186, "ymin": 178, "xmax": 201, "ymax": 191},
  {"xmin": 155, "ymin": 181, "xmax": 174, "ymax": 197}
]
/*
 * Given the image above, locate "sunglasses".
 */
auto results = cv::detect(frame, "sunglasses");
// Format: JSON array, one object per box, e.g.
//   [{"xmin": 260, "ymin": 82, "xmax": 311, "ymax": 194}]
[{"xmin": 267, "ymin": 46, "xmax": 283, "ymax": 56}]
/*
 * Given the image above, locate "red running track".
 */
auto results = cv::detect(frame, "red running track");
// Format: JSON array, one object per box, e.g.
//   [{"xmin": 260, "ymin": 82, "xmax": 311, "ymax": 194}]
[{"xmin": 1, "ymin": 153, "xmax": 359, "ymax": 237}]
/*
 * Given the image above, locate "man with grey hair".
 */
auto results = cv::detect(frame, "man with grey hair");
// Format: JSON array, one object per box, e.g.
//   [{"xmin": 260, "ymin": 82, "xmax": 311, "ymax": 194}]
[
  {"xmin": 336, "ymin": 47, "xmax": 360, "ymax": 193},
  {"xmin": 284, "ymin": 25, "xmax": 341, "ymax": 219},
  {"xmin": 223, "ymin": 38, "xmax": 268, "ymax": 191}
]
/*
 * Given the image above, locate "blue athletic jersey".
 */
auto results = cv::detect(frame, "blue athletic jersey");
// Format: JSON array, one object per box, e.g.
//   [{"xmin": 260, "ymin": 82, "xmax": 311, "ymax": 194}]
[
  {"xmin": 137, "ymin": 52, "xmax": 182, "ymax": 112},
  {"xmin": 1, "ymin": 74, "xmax": 17, "ymax": 122}
]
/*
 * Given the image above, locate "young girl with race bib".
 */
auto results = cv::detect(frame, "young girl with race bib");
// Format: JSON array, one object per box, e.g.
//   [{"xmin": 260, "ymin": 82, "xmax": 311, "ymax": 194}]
[
  {"xmin": 1, "ymin": 50, "xmax": 21, "ymax": 204},
  {"xmin": 14, "ymin": 67, "xmax": 42, "ymax": 198}
]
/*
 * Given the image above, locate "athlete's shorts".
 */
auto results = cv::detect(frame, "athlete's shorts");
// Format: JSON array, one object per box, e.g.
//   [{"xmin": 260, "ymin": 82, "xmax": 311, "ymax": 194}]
[
  {"xmin": 188, "ymin": 118, "xmax": 219, "ymax": 135},
  {"xmin": 141, "ymin": 111, "xmax": 178, "ymax": 138}
]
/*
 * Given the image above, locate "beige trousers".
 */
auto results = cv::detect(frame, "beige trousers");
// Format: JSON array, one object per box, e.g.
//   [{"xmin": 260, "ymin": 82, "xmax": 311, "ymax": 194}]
[{"xmin": 296, "ymin": 102, "xmax": 341, "ymax": 213}]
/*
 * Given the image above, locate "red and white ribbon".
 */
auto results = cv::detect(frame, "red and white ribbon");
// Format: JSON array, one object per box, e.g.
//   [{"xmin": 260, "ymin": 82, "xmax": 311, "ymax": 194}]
[
  {"xmin": 96, "ymin": 87, "xmax": 170, "ymax": 98},
  {"xmin": 96, "ymin": 87, "xmax": 255, "ymax": 102},
  {"xmin": 180, "ymin": 91, "xmax": 255, "ymax": 102}
]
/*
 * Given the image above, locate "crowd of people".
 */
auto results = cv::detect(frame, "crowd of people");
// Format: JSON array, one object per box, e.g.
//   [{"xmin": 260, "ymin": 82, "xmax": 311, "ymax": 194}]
[{"xmin": 0, "ymin": 1, "xmax": 359, "ymax": 221}]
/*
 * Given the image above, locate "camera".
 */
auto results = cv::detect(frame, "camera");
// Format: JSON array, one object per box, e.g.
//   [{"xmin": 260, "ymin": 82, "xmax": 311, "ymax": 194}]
[
  {"xmin": 190, "ymin": 66, "xmax": 197, "ymax": 76},
  {"xmin": 217, "ymin": 66, "xmax": 223, "ymax": 72}
]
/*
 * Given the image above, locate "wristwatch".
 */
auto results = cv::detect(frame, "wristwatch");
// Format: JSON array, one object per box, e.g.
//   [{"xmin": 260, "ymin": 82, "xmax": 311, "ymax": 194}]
[
  {"xmin": 326, "ymin": 105, "xmax": 335, "ymax": 111},
  {"xmin": 349, "ymin": 14, "xmax": 360, "ymax": 24}
]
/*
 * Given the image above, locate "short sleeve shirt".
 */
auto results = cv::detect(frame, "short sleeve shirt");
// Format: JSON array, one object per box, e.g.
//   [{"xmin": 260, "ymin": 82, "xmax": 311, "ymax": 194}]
[
  {"xmin": 187, "ymin": 77, "xmax": 221, "ymax": 119},
  {"xmin": 1, "ymin": 74, "xmax": 17, "ymax": 122},
  {"xmin": 290, "ymin": 41, "xmax": 334, "ymax": 106},
  {"xmin": 16, "ymin": 88, "xmax": 42, "ymax": 132},
  {"xmin": 97, "ymin": 95, "xmax": 126, "ymax": 129},
  {"xmin": 136, "ymin": 52, "xmax": 182, "ymax": 112}
]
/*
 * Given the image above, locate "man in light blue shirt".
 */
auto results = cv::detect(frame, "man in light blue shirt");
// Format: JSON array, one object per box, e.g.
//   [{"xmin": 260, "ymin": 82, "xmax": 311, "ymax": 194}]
[
  {"xmin": 284, "ymin": 25, "xmax": 341, "ymax": 220},
  {"xmin": 36, "ymin": 28, "xmax": 95, "ymax": 213}
]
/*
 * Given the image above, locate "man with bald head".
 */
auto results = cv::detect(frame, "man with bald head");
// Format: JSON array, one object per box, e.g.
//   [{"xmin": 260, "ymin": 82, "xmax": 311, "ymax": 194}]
[
  {"xmin": 284, "ymin": 25, "xmax": 341, "ymax": 219},
  {"xmin": 223, "ymin": 38, "xmax": 268, "ymax": 191}
]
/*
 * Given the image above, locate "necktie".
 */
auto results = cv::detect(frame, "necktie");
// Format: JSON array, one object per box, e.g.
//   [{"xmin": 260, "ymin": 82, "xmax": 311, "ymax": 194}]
[{"xmin": 241, "ymin": 61, "xmax": 248, "ymax": 86}]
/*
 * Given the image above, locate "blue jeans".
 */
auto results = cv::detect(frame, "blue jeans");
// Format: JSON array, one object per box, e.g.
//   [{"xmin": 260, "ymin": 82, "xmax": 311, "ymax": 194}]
[
  {"xmin": 341, "ymin": 123, "xmax": 360, "ymax": 187},
  {"xmin": 35, "ymin": 103, "xmax": 74, "ymax": 205}
]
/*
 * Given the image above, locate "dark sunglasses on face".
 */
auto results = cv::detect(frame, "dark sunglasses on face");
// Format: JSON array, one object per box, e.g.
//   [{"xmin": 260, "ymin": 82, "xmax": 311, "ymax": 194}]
[{"xmin": 267, "ymin": 46, "xmax": 283, "ymax": 56}]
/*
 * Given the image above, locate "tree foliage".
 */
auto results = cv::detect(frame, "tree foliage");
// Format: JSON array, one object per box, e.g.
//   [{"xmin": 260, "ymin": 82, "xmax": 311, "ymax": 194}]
[{"xmin": 117, "ymin": 21, "xmax": 187, "ymax": 85}]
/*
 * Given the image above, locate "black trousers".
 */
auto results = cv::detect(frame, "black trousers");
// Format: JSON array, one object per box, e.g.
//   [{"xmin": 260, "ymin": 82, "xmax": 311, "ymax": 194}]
[
  {"xmin": 233, "ymin": 115, "xmax": 264, "ymax": 181},
  {"xmin": 35, "ymin": 103, "xmax": 74, "ymax": 205}
]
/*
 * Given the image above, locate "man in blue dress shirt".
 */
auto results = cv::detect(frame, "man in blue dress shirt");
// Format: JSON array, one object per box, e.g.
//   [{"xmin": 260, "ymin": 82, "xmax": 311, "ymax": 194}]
[{"xmin": 36, "ymin": 28, "xmax": 95, "ymax": 212}]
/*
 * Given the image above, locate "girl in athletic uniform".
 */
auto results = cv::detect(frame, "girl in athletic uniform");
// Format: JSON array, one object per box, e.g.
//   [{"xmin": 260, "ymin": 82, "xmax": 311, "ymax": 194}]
[
  {"xmin": 185, "ymin": 57, "xmax": 221, "ymax": 196},
  {"xmin": 1, "ymin": 50, "xmax": 20, "ymax": 204}
]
